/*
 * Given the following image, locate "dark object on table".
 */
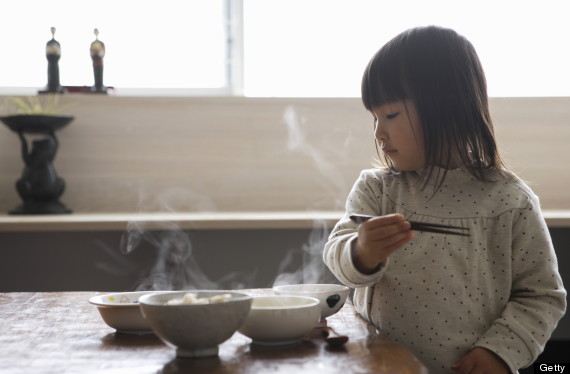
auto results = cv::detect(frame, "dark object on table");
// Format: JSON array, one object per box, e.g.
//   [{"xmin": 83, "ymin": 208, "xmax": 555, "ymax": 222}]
[
  {"xmin": 320, "ymin": 326, "xmax": 348, "ymax": 348},
  {"xmin": 0, "ymin": 114, "xmax": 73, "ymax": 214}
]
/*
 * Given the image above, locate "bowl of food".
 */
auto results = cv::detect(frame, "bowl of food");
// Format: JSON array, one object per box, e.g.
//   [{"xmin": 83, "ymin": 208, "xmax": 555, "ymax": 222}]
[
  {"xmin": 273, "ymin": 284, "xmax": 350, "ymax": 320},
  {"xmin": 89, "ymin": 291, "xmax": 164, "ymax": 334},
  {"xmin": 238, "ymin": 295, "xmax": 321, "ymax": 346},
  {"xmin": 138, "ymin": 291, "xmax": 252, "ymax": 358}
]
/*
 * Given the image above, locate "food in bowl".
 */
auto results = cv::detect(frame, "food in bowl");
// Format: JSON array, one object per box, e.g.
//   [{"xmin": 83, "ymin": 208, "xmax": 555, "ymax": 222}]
[
  {"xmin": 165, "ymin": 292, "xmax": 232, "ymax": 305},
  {"xmin": 89, "ymin": 291, "xmax": 164, "ymax": 334},
  {"xmin": 138, "ymin": 291, "xmax": 252, "ymax": 358},
  {"xmin": 273, "ymin": 283, "xmax": 350, "ymax": 320},
  {"xmin": 238, "ymin": 295, "xmax": 321, "ymax": 346}
]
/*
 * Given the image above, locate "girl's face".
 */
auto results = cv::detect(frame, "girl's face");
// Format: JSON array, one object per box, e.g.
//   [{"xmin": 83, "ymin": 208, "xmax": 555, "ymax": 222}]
[{"xmin": 372, "ymin": 100, "xmax": 425, "ymax": 171}]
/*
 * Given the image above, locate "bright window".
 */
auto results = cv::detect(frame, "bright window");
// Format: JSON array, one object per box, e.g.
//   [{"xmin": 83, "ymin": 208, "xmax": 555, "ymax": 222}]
[
  {"xmin": 243, "ymin": 0, "xmax": 570, "ymax": 97},
  {"xmin": 1, "ymin": 0, "xmax": 229, "ymax": 95},
  {"xmin": 2, "ymin": 1, "xmax": 569, "ymax": 97}
]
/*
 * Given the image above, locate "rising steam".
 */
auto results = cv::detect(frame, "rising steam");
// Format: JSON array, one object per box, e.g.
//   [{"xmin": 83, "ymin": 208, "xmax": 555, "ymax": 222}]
[
  {"xmin": 120, "ymin": 220, "xmax": 218, "ymax": 291},
  {"xmin": 100, "ymin": 105, "xmax": 351, "ymax": 291},
  {"xmin": 273, "ymin": 220, "xmax": 336, "ymax": 287},
  {"xmin": 283, "ymin": 105, "xmax": 351, "ymax": 209}
]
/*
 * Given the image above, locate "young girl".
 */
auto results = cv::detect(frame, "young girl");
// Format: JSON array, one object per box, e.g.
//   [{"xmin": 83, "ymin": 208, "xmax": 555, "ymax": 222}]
[{"xmin": 323, "ymin": 26, "xmax": 566, "ymax": 374}]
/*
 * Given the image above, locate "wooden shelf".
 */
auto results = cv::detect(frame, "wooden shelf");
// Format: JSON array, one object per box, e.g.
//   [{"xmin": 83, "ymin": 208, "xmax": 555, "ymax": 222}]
[
  {"xmin": 0, "ymin": 211, "xmax": 345, "ymax": 232},
  {"xmin": 542, "ymin": 210, "xmax": 570, "ymax": 228},
  {"xmin": 0, "ymin": 210, "xmax": 568, "ymax": 232}
]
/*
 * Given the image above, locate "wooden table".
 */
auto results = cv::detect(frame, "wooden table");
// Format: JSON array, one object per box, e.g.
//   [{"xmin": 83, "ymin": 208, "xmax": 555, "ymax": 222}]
[{"xmin": 0, "ymin": 292, "xmax": 427, "ymax": 374}]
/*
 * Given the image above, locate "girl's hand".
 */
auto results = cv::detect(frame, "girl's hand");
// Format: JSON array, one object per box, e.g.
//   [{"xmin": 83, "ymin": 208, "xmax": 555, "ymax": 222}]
[
  {"xmin": 351, "ymin": 213, "xmax": 412, "ymax": 273},
  {"xmin": 451, "ymin": 347, "xmax": 510, "ymax": 374}
]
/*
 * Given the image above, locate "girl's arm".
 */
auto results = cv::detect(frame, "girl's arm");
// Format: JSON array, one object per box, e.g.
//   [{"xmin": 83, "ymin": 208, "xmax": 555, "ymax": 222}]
[{"xmin": 474, "ymin": 195, "xmax": 567, "ymax": 372}]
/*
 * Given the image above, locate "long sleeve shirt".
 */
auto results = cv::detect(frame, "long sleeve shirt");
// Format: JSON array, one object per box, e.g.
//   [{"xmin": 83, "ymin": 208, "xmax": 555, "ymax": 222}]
[{"xmin": 323, "ymin": 166, "xmax": 566, "ymax": 373}]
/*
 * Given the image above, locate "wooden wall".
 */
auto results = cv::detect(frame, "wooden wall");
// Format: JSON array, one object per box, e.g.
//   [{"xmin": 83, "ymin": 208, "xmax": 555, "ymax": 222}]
[{"xmin": 0, "ymin": 96, "xmax": 568, "ymax": 214}]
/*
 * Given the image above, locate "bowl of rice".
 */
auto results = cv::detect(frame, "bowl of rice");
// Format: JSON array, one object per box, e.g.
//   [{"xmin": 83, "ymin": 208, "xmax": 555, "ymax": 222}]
[{"xmin": 138, "ymin": 291, "xmax": 252, "ymax": 358}]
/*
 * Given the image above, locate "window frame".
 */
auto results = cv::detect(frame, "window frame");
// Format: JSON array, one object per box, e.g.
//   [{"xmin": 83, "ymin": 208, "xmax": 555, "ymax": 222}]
[{"xmin": 0, "ymin": 0, "xmax": 244, "ymax": 97}]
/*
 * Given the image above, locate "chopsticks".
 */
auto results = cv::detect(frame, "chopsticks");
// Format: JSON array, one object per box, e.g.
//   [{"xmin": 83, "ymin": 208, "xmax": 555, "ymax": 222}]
[{"xmin": 349, "ymin": 214, "xmax": 470, "ymax": 237}]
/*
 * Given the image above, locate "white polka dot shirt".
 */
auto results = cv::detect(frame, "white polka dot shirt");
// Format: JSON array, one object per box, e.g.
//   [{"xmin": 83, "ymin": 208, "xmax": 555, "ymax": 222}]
[{"xmin": 323, "ymin": 166, "xmax": 566, "ymax": 373}]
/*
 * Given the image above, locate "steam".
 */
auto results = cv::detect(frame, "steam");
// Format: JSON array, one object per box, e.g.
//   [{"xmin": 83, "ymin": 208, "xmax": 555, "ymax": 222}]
[
  {"xmin": 94, "ymin": 240, "xmax": 142, "ymax": 276},
  {"xmin": 98, "ymin": 105, "xmax": 352, "ymax": 291},
  {"xmin": 272, "ymin": 105, "xmax": 350, "ymax": 286},
  {"xmin": 272, "ymin": 221, "xmax": 336, "ymax": 288},
  {"xmin": 283, "ymin": 105, "xmax": 351, "ymax": 208},
  {"xmin": 136, "ymin": 186, "xmax": 217, "ymax": 213},
  {"xmin": 120, "ymin": 221, "xmax": 218, "ymax": 290}
]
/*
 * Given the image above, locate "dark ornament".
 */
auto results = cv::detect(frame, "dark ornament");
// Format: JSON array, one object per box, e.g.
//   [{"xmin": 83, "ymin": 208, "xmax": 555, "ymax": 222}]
[
  {"xmin": 40, "ymin": 27, "xmax": 66, "ymax": 94},
  {"xmin": 89, "ymin": 28, "xmax": 108, "ymax": 94},
  {"xmin": 0, "ymin": 115, "xmax": 73, "ymax": 214}
]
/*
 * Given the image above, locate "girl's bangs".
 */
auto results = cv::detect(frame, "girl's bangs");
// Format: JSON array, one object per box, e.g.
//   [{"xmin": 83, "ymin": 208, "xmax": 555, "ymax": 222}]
[{"xmin": 362, "ymin": 55, "xmax": 408, "ymax": 110}]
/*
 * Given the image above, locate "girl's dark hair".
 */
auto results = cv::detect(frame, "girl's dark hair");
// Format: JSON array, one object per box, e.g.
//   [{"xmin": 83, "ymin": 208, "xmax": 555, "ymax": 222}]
[{"xmin": 362, "ymin": 25, "xmax": 507, "ymax": 190}]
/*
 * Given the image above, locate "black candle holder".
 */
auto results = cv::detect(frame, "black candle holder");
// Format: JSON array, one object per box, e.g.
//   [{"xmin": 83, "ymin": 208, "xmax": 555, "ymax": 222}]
[{"xmin": 0, "ymin": 115, "xmax": 73, "ymax": 214}]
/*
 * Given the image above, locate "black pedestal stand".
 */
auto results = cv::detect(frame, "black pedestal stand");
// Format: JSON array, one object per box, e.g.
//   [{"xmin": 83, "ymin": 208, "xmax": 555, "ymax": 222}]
[{"xmin": 0, "ymin": 115, "xmax": 73, "ymax": 214}]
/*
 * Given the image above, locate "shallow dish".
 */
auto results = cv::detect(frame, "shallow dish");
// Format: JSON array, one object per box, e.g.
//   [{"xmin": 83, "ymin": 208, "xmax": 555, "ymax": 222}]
[
  {"xmin": 138, "ymin": 291, "xmax": 252, "ymax": 358},
  {"xmin": 273, "ymin": 283, "xmax": 350, "ymax": 319},
  {"xmin": 238, "ymin": 295, "xmax": 320, "ymax": 346},
  {"xmin": 89, "ymin": 291, "xmax": 163, "ymax": 334},
  {"xmin": 0, "ymin": 115, "xmax": 74, "ymax": 133}
]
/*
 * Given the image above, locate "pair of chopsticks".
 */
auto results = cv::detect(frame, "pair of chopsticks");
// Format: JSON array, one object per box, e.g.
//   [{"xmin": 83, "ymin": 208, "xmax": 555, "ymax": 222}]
[{"xmin": 349, "ymin": 214, "xmax": 470, "ymax": 237}]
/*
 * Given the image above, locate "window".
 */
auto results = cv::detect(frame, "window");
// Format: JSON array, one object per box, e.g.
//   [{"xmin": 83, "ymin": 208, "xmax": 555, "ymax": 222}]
[
  {"xmin": 1, "ymin": 0, "xmax": 231, "ymax": 95},
  {"xmin": 2, "ymin": 0, "xmax": 569, "ymax": 97},
  {"xmin": 243, "ymin": 0, "xmax": 570, "ymax": 97}
]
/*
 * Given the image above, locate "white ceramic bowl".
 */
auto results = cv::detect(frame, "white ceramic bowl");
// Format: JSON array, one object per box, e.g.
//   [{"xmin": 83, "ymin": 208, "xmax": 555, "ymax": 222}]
[
  {"xmin": 138, "ymin": 291, "xmax": 252, "ymax": 358},
  {"xmin": 89, "ymin": 291, "xmax": 163, "ymax": 334},
  {"xmin": 238, "ymin": 295, "xmax": 321, "ymax": 346},
  {"xmin": 273, "ymin": 284, "xmax": 350, "ymax": 319}
]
